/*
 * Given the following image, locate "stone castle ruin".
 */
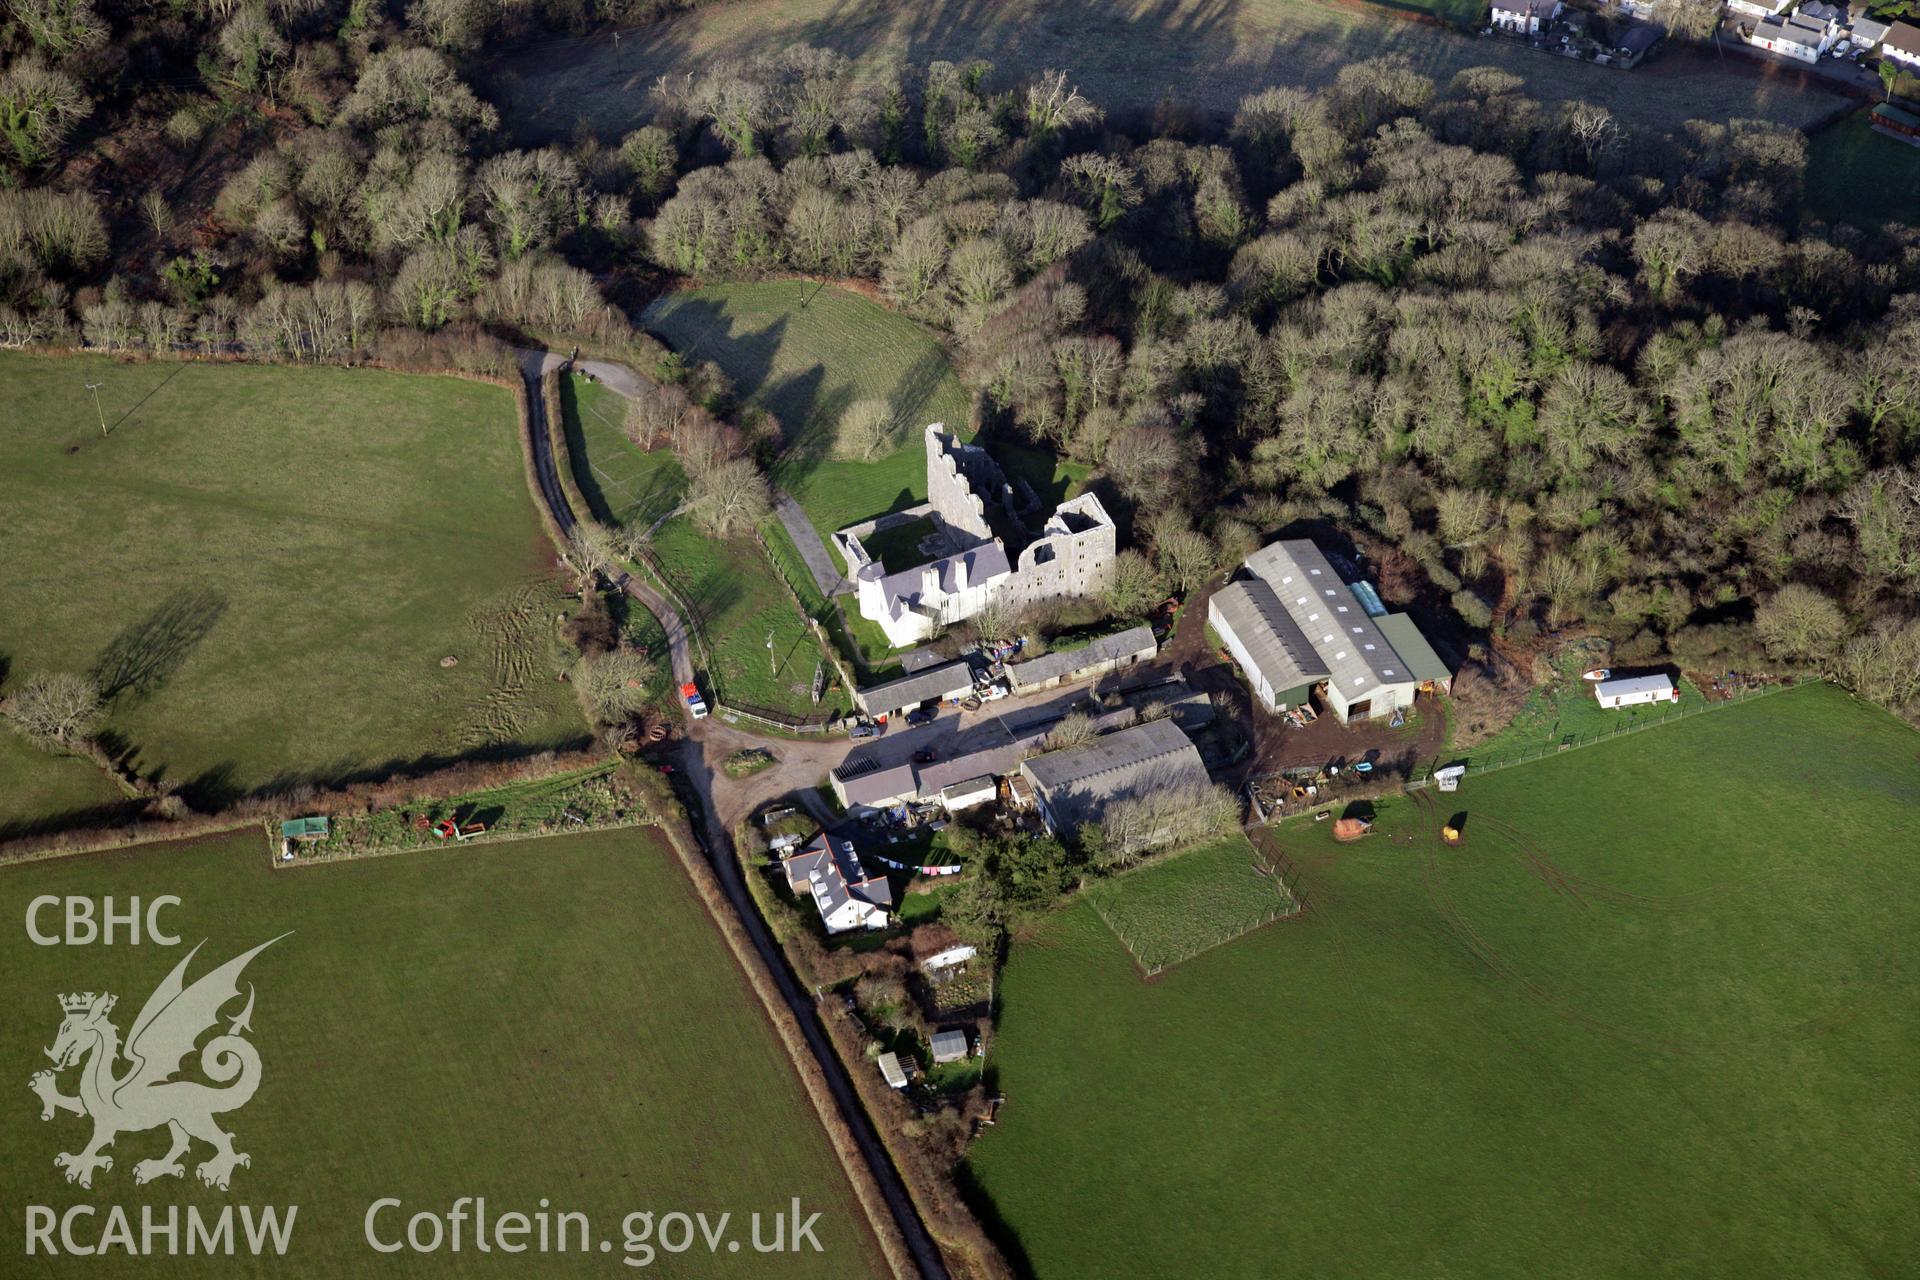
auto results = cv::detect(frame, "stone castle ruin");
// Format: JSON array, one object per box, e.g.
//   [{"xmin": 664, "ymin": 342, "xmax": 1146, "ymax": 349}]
[{"xmin": 836, "ymin": 425, "xmax": 1118, "ymax": 647}]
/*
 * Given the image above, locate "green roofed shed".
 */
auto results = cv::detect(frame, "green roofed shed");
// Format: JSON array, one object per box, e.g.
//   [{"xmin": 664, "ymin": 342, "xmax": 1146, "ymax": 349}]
[
  {"xmin": 280, "ymin": 816, "xmax": 330, "ymax": 840},
  {"xmin": 1376, "ymin": 614, "xmax": 1453, "ymax": 691},
  {"xmin": 1870, "ymin": 104, "xmax": 1920, "ymax": 139}
]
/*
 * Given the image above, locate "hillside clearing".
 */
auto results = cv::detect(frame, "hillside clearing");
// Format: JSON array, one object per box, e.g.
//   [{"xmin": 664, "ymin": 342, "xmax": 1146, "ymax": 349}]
[{"xmin": 641, "ymin": 283, "xmax": 972, "ymax": 541}]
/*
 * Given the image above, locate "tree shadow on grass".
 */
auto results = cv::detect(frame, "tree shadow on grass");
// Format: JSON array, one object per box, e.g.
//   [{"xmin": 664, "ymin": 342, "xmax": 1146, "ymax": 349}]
[
  {"xmin": 90, "ymin": 589, "xmax": 229, "ymax": 704},
  {"xmin": 885, "ymin": 346, "xmax": 961, "ymax": 429}
]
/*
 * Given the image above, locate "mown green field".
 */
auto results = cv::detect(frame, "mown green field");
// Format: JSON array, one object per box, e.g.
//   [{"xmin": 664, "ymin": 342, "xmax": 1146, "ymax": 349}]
[
  {"xmin": 0, "ymin": 827, "xmax": 885, "ymax": 1277},
  {"xmin": 0, "ymin": 354, "xmax": 586, "ymax": 828},
  {"xmin": 1085, "ymin": 831, "xmax": 1297, "ymax": 974},
  {"xmin": 968, "ymin": 683, "xmax": 1920, "ymax": 1278},
  {"xmin": 1806, "ymin": 107, "xmax": 1920, "ymax": 231},
  {"xmin": 642, "ymin": 283, "xmax": 971, "ymax": 539}
]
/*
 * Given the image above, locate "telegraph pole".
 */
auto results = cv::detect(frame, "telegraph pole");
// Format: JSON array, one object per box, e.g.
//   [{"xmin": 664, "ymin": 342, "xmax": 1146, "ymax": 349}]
[{"xmin": 85, "ymin": 382, "xmax": 108, "ymax": 437}]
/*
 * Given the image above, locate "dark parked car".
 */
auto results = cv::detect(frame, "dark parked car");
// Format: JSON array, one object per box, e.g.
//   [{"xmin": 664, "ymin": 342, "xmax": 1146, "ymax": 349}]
[
  {"xmin": 913, "ymin": 748, "xmax": 939, "ymax": 764},
  {"xmin": 906, "ymin": 706, "xmax": 937, "ymax": 726}
]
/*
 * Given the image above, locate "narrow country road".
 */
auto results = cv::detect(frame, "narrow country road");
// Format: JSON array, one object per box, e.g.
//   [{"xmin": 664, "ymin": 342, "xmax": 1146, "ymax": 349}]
[
  {"xmin": 516, "ymin": 347, "xmax": 696, "ymax": 689},
  {"xmin": 515, "ymin": 348, "xmax": 949, "ymax": 1280}
]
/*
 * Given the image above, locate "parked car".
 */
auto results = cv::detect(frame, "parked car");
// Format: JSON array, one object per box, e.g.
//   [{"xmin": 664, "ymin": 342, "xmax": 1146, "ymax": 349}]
[
  {"xmin": 849, "ymin": 720, "xmax": 878, "ymax": 740},
  {"xmin": 906, "ymin": 706, "xmax": 937, "ymax": 726},
  {"xmin": 912, "ymin": 749, "xmax": 938, "ymax": 764}
]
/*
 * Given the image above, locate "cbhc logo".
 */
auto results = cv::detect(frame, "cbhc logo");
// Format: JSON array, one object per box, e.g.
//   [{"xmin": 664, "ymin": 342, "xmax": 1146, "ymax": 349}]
[{"xmin": 26, "ymin": 897, "xmax": 182, "ymax": 946}]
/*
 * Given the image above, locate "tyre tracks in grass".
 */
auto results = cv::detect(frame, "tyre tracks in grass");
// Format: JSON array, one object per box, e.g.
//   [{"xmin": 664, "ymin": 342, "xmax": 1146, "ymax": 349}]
[{"xmin": 1409, "ymin": 788, "xmax": 1687, "ymax": 1056}]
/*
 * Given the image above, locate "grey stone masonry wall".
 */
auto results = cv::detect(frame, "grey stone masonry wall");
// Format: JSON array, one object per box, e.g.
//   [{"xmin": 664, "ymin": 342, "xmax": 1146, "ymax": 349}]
[{"xmin": 925, "ymin": 424, "xmax": 1001, "ymax": 546}]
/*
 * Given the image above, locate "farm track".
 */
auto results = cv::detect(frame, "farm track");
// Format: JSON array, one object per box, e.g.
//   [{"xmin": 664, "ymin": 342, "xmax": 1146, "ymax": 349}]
[{"xmin": 514, "ymin": 346, "xmax": 948, "ymax": 1280}]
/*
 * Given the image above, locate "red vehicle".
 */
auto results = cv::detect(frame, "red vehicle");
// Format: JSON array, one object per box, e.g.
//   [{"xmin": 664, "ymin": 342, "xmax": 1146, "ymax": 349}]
[{"xmin": 680, "ymin": 681, "xmax": 709, "ymax": 720}]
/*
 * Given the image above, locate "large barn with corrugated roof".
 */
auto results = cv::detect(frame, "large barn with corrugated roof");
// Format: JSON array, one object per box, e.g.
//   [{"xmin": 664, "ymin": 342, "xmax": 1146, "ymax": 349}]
[{"xmin": 1209, "ymin": 539, "xmax": 1451, "ymax": 724}]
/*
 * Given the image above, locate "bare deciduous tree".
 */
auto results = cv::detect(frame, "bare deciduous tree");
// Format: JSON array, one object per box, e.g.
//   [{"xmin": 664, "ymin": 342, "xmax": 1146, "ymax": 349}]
[
  {"xmin": 833, "ymin": 397, "xmax": 904, "ymax": 462},
  {"xmin": 3, "ymin": 672, "xmax": 102, "ymax": 748}
]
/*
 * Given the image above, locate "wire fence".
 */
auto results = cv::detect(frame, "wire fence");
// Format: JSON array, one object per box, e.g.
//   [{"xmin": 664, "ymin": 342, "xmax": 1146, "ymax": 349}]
[{"xmin": 1406, "ymin": 681, "xmax": 1805, "ymax": 786}]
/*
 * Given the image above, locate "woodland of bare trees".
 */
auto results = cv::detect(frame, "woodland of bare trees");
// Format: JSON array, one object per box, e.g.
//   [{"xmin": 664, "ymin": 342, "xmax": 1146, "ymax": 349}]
[
  {"xmin": 627, "ymin": 50, "xmax": 1920, "ymax": 722},
  {"xmin": 0, "ymin": 3, "xmax": 1915, "ymax": 722}
]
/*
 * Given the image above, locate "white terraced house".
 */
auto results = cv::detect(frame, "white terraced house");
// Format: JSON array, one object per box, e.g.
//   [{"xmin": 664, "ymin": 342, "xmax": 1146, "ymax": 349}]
[{"xmin": 1490, "ymin": 0, "xmax": 1561, "ymax": 32}]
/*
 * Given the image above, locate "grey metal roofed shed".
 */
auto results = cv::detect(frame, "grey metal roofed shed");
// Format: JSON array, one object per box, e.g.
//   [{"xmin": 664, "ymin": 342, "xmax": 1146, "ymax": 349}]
[
  {"xmin": 1021, "ymin": 718, "xmax": 1209, "ymax": 835},
  {"xmin": 831, "ymin": 754, "xmax": 920, "ymax": 809},
  {"xmin": 1006, "ymin": 625, "xmax": 1158, "ymax": 692},
  {"xmin": 1375, "ymin": 613, "xmax": 1453, "ymax": 687},
  {"xmin": 1244, "ymin": 540, "xmax": 1412, "ymax": 700},
  {"xmin": 853, "ymin": 660, "xmax": 978, "ymax": 717},
  {"xmin": 1210, "ymin": 579, "xmax": 1330, "ymax": 695}
]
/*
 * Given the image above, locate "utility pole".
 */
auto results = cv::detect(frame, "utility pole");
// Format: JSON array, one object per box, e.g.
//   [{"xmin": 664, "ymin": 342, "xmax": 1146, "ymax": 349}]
[{"xmin": 85, "ymin": 382, "xmax": 107, "ymax": 437}]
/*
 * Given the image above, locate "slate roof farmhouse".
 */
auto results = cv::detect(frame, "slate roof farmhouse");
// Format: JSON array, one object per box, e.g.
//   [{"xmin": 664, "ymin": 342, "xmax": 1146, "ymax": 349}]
[{"xmin": 781, "ymin": 834, "xmax": 893, "ymax": 933}]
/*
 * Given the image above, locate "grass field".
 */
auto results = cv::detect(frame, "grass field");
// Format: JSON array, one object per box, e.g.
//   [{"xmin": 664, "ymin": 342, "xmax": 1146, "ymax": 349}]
[
  {"xmin": 967, "ymin": 683, "xmax": 1920, "ymax": 1278},
  {"xmin": 0, "ymin": 731, "xmax": 134, "ymax": 834},
  {"xmin": 649, "ymin": 515, "xmax": 852, "ymax": 719},
  {"xmin": 0, "ymin": 827, "xmax": 885, "ymax": 1276},
  {"xmin": 641, "ymin": 283, "xmax": 972, "ymax": 540},
  {"xmin": 558, "ymin": 372, "xmax": 687, "ymax": 530},
  {"xmin": 1084, "ymin": 831, "xmax": 1299, "ymax": 974},
  {"xmin": 1806, "ymin": 107, "xmax": 1920, "ymax": 230},
  {"xmin": 494, "ymin": 0, "xmax": 1846, "ymax": 145},
  {"xmin": 0, "ymin": 353, "xmax": 586, "ymax": 828}
]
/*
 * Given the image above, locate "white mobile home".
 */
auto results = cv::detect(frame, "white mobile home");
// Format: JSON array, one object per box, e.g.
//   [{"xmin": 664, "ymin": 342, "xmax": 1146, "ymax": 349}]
[{"xmin": 1593, "ymin": 674, "xmax": 1678, "ymax": 709}]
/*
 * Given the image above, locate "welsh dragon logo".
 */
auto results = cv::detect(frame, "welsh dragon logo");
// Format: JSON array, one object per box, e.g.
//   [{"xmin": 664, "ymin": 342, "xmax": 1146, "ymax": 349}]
[{"xmin": 29, "ymin": 935, "xmax": 287, "ymax": 1191}]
